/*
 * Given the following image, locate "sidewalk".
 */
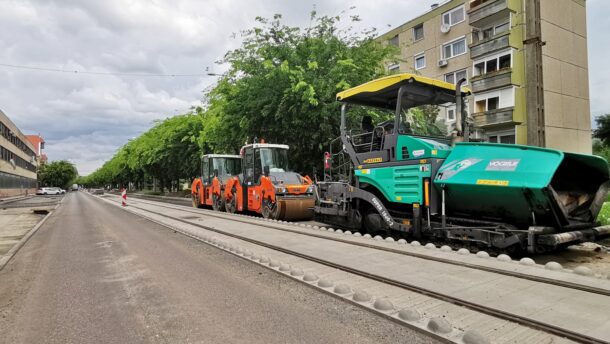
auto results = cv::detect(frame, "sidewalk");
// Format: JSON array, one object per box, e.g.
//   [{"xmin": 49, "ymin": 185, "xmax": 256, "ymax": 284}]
[{"xmin": 0, "ymin": 198, "xmax": 60, "ymax": 270}]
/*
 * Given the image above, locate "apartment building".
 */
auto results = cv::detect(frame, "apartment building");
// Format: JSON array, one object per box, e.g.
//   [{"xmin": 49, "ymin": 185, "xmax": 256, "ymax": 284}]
[
  {"xmin": 0, "ymin": 109, "xmax": 38, "ymax": 198},
  {"xmin": 379, "ymin": 0, "xmax": 591, "ymax": 153}
]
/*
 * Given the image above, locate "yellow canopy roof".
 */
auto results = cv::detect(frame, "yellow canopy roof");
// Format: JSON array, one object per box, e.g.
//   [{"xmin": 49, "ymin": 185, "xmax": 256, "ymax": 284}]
[{"xmin": 336, "ymin": 73, "xmax": 470, "ymax": 109}]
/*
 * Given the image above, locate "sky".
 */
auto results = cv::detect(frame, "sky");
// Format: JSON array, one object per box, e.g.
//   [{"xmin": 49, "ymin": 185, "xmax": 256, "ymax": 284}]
[{"xmin": 1, "ymin": 0, "xmax": 608, "ymax": 175}]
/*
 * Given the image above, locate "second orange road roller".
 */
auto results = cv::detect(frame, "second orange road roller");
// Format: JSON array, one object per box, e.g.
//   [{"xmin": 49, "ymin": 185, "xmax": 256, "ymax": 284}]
[
  {"xmin": 191, "ymin": 154, "xmax": 242, "ymax": 211},
  {"xmin": 223, "ymin": 142, "xmax": 315, "ymax": 221}
]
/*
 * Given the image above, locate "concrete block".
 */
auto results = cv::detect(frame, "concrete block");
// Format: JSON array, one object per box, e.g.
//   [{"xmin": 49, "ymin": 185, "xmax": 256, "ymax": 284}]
[
  {"xmin": 398, "ymin": 309, "xmax": 421, "ymax": 322},
  {"xmin": 519, "ymin": 258, "xmax": 535, "ymax": 266},
  {"xmin": 462, "ymin": 330, "xmax": 491, "ymax": 344},
  {"xmin": 333, "ymin": 284, "xmax": 352, "ymax": 295},
  {"xmin": 373, "ymin": 298, "xmax": 394, "ymax": 312},
  {"xmin": 427, "ymin": 317, "xmax": 452, "ymax": 334},
  {"xmin": 476, "ymin": 251, "xmax": 490, "ymax": 258},
  {"xmin": 497, "ymin": 254, "xmax": 512, "ymax": 262},
  {"xmin": 352, "ymin": 290, "xmax": 372, "ymax": 302},
  {"xmin": 318, "ymin": 279, "xmax": 334, "ymax": 288}
]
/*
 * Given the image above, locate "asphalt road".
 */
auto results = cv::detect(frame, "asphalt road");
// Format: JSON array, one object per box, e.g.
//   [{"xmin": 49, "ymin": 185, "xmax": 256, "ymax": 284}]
[{"xmin": 0, "ymin": 191, "xmax": 439, "ymax": 344}]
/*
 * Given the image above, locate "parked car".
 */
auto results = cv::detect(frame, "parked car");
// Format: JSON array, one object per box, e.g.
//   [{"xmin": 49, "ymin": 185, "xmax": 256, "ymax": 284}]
[{"xmin": 36, "ymin": 187, "xmax": 63, "ymax": 195}]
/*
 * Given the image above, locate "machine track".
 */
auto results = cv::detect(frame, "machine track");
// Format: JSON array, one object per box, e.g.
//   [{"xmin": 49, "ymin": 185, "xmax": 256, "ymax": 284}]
[{"xmin": 98, "ymin": 193, "xmax": 610, "ymax": 344}]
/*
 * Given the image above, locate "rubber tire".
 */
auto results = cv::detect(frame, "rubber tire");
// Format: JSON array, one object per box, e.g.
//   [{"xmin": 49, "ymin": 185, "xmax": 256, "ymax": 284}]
[
  {"xmin": 192, "ymin": 192, "xmax": 201, "ymax": 208},
  {"xmin": 261, "ymin": 199, "xmax": 280, "ymax": 220},
  {"xmin": 212, "ymin": 194, "xmax": 224, "ymax": 212},
  {"xmin": 225, "ymin": 192, "xmax": 237, "ymax": 214}
]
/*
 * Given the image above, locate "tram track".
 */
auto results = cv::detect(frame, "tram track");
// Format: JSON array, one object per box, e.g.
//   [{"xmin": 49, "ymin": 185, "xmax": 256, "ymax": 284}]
[
  {"xmin": 99, "ymin": 193, "xmax": 610, "ymax": 344},
  {"xmin": 115, "ymin": 193, "xmax": 610, "ymax": 297}
]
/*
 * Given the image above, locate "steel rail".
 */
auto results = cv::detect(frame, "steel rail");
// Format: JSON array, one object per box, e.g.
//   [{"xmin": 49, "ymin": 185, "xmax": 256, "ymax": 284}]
[
  {"xmin": 102, "ymin": 195, "xmax": 608, "ymax": 344},
  {"xmin": 124, "ymin": 195, "xmax": 610, "ymax": 298}
]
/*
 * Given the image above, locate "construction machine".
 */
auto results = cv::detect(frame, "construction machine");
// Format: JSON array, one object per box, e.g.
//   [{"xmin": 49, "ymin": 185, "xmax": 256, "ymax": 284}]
[
  {"xmin": 315, "ymin": 73, "xmax": 610, "ymax": 254},
  {"xmin": 191, "ymin": 154, "xmax": 242, "ymax": 211},
  {"xmin": 223, "ymin": 142, "xmax": 315, "ymax": 220}
]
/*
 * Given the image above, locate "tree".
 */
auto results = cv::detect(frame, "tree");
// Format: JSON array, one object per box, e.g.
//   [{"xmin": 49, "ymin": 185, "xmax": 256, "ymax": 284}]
[
  {"xmin": 593, "ymin": 114, "xmax": 610, "ymax": 146},
  {"xmin": 406, "ymin": 105, "xmax": 446, "ymax": 136},
  {"xmin": 203, "ymin": 12, "xmax": 397, "ymax": 173},
  {"xmin": 38, "ymin": 160, "xmax": 78, "ymax": 188},
  {"xmin": 81, "ymin": 111, "xmax": 205, "ymax": 191}
]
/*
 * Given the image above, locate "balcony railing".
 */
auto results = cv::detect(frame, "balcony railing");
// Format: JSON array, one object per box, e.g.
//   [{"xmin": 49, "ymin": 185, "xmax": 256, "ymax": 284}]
[
  {"xmin": 469, "ymin": 31, "xmax": 510, "ymax": 59},
  {"xmin": 472, "ymin": 107, "xmax": 516, "ymax": 128},
  {"xmin": 470, "ymin": 68, "xmax": 513, "ymax": 93},
  {"xmin": 469, "ymin": 0, "xmax": 515, "ymax": 28}
]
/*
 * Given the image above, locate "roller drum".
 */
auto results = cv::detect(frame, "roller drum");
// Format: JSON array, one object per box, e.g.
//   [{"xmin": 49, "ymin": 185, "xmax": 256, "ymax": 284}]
[{"xmin": 277, "ymin": 197, "xmax": 315, "ymax": 221}]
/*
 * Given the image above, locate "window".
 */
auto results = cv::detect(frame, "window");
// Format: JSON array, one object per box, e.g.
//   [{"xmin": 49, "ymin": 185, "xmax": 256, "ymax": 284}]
[
  {"xmin": 486, "ymin": 59, "xmax": 498, "ymax": 73},
  {"xmin": 202, "ymin": 157, "xmax": 210, "ymax": 181},
  {"xmin": 500, "ymin": 135, "xmax": 515, "ymax": 144},
  {"xmin": 482, "ymin": 27, "xmax": 494, "ymax": 40},
  {"xmin": 388, "ymin": 35, "xmax": 399, "ymax": 47},
  {"xmin": 442, "ymin": 5, "xmax": 465, "ymax": 27},
  {"xmin": 447, "ymin": 108, "xmax": 456, "ymax": 122},
  {"xmin": 388, "ymin": 63, "xmax": 400, "ymax": 74},
  {"xmin": 415, "ymin": 54, "xmax": 425, "ymax": 70},
  {"xmin": 495, "ymin": 22, "xmax": 510, "ymax": 34},
  {"xmin": 472, "ymin": 50, "xmax": 512, "ymax": 76},
  {"xmin": 487, "ymin": 131, "xmax": 516, "ymax": 144},
  {"xmin": 442, "ymin": 38, "xmax": 466, "ymax": 59},
  {"xmin": 445, "ymin": 69, "xmax": 467, "ymax": 85},
  {"xmin": 499, "ymin": 54, "xmax": 511, "ymax": 69},
  {"xmin": 475, "ymin": 96, "xmax": 501, "ymax": 112},
  {"xmin": 245, "ymin": 148, "xmax": 254, "ymax": 181},
  {"xmin": 487, "ymin": 97, "xmax": 499, "ymax": 110},
  {"xmin": 413, "ymin": 24, "xmax": 424, "ymax": 41}
]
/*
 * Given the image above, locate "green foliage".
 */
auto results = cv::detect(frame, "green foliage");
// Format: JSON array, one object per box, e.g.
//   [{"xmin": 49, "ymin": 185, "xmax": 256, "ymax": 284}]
[
  {"xmin": 203, "ymin": 12, "xmax": 397, "ymax": 172},
  {"xmin": 593, "ymin": 138, "xmax": 610, "ymax": 163},
  {"xmin": 81, "ymin": 112, "xmax": 204, "ymax": 189},
  {"xmin": 83, "ymin": 10, "xmax": 397, "ymax": 185},
  {"xmin": 38, "ymin": 160, "xmax": 78, "ymax": 189},
  {"xmin": 593, "ymin": 114, "xmax": 610, "ymax": 146},
  {"xmin": 405, "ymin": 105, "xmax": 446, "ymax": 136},
  {"xmin": 598, "ymin": 202, "xmax": 610, "ymax": 226}
]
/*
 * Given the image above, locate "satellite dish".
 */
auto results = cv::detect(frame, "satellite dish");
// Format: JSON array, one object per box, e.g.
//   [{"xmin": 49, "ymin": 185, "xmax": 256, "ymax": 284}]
[
  {"xmin": 9, "ymin": 158, "xmax": 16, "ymax": 168},
  {"xmin": 440, "ymin": 23, "xmax": 451, "ymax": 33}
]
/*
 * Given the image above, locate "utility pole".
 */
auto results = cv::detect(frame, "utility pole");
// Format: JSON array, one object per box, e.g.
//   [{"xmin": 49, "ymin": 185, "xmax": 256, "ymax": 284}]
[{"xmin": 524, "ymin": 0, "xmax": 546, "ymax": 147}]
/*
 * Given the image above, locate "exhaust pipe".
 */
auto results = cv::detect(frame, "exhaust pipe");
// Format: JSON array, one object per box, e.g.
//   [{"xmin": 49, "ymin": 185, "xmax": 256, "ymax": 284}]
[{"xmin": 453, "ymin": 78, "xmax": 468, "ymax": 144}]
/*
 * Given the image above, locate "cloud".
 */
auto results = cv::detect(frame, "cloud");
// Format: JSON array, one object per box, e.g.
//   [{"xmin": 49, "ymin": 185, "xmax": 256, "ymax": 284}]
[{"xmin": 0, "ymin": 0, "xmax": 608, "ymax": 175}]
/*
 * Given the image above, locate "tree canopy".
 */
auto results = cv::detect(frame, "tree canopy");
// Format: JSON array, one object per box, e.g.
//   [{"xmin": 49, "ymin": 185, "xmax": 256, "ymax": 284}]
[
  {"xmin": 202, "ymin": 12, "xmax": 396, "ymax": 173},
  {"xmin": 80, "ymin": 11, "xmax": 399, "ymax": 189},
  {"xmin": 79, "ymin": 111, "xmax": 204, "ymax": 189},
  {"xmin": 38, "ymin": 160, "xmax": 78, "ymax": 189}
]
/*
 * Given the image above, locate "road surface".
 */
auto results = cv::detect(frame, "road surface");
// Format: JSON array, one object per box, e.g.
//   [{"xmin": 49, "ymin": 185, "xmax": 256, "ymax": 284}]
[{"xmin": 0, "ymin": 192, "xmax": 437, "ymax": 344}]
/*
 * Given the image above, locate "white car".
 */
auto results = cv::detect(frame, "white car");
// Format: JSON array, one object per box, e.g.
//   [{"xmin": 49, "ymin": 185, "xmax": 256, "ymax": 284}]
[{"xmin": 36, "ymin": 187, "xmax": 64, "ymax": 195}]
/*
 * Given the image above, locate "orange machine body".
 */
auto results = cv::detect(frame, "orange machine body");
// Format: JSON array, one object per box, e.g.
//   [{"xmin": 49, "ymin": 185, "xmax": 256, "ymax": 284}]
[
  {"xmin": 222, "ymin": 143, "xmax": 314, "ymax": 220},
  {"xmin": 191, "ymin": 154, "xmax": 242, "ymax": 210}
]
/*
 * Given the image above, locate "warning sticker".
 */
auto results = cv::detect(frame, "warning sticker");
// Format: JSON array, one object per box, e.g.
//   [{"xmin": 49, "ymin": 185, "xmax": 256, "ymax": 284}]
[{"xmin": 476, "ymin": 179, "xmax": 510, "ymax": 186}]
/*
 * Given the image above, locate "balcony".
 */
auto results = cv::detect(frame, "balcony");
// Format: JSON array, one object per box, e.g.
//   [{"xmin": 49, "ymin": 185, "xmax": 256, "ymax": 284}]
[
  {"xmin": 470, "ymin": 68, "xmax": 512, "ymax": 93},
  {"xmin": 472, "ymin": 107, "xmax": 516, "ymax": 128},
  {"xmin": 469, "ymin": 31, "xmax": 510, "ymax": 59},
  {"xmin": 468, "ymin": 0, "xmax": 516, "ymax": 28}
]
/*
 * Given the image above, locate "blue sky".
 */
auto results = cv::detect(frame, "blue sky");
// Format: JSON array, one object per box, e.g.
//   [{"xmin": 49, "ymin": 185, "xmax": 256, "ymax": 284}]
[{"xmin": 0, "ymin": 0, "xmax": 607, "ymax": 174}]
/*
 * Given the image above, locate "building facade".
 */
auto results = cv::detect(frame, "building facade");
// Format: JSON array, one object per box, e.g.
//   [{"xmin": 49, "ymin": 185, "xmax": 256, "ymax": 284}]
[
  {"xmin": 0, "ymin": 109, "xmax": 38, "ymax": 198},
  {"xmin": 25, "ymin": 134, "xmax": 47, "ymax": 164},
  {"xmin": 379, "ymin": 0, "xmax": 591, "ymax": 153}
]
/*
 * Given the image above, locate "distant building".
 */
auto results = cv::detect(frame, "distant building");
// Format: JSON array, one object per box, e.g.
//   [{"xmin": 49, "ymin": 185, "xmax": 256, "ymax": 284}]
[
  {"xmin": 0, "ymin": 109, "xmax": 38, "ymax": 198},
  {"xmin": 25, "ymin": 134, "xmax": 47, "ymax": 164},
  {"xmin": 378, "ymin": 0, "xmax": 591, "ymax": 153}
]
